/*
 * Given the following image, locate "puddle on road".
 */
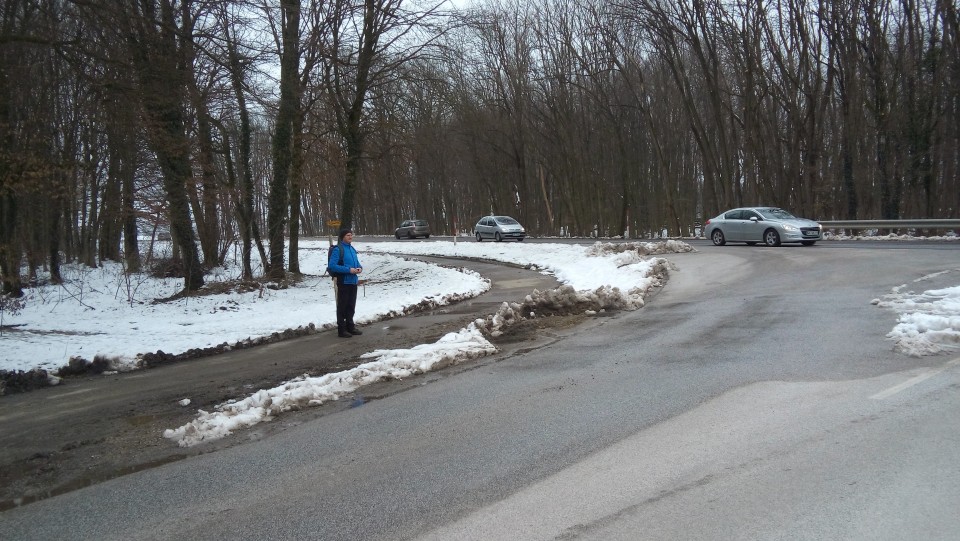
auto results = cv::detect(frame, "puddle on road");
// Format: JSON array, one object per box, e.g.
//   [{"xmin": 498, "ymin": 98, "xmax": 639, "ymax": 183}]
[{"xmin": 349, "ymin": 395, "xmax": 368, "ymax": 408}]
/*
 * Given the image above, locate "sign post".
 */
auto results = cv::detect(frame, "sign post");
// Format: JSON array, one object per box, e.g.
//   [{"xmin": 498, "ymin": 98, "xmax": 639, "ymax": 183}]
[
  {"xmin": 326, "ymin": 219, "xmax": 342, "ymax": 246},
  {"xmin": 326, "ymin": 219, "xmax": 343, "ymax": 302}
]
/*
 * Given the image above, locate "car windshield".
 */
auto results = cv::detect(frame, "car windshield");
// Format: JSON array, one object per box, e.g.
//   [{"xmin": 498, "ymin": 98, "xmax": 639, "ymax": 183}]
[
  {"xmin": 757, "ymin": 208, "xmax": 796, "ymax": 220},
  {"xmin": 494, "ymin": 216, "xmax": 519, "ymax": 225}
]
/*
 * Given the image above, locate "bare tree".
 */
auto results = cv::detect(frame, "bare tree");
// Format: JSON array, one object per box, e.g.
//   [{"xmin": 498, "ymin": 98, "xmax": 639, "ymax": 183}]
[
  {"xmin": 219, "ymin": 3, "xmax": 266, "ymax": 280},
  {"xmin": 265, "ymin": 0, "xmax": 300, "ymax": 281},
  {"xmin": 99, "ymin": 0, "xmax": 206, "ymax": 291},
  {"xmin": 315, "ymin": 0, "xmax": 443, "ymax": 229}
]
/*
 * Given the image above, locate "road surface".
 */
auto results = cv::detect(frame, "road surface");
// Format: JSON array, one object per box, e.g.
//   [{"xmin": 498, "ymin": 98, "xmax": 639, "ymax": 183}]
[{"xmin": 3, "ymin": 240, "xmax": 959, "ymax": 540}]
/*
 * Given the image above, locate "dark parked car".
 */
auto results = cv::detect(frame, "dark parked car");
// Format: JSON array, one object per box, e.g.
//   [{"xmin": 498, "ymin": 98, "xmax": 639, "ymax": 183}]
[
  {"xmin": 474, "ymin": 215, "xmax": 526, "ymax": 242},
  {"xmin": 395, "ymin": 219, "xmax": 431, "ymax": 239},
  {"xmin": 704, "ymin": 207, "xmax": 822, "ymax": 246}
]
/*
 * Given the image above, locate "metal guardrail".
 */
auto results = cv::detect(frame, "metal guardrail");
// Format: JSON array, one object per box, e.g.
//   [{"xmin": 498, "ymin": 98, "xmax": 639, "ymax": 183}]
[{"xmin": 818, "ymin": 219, "xmax": 960, "ymax": 230}]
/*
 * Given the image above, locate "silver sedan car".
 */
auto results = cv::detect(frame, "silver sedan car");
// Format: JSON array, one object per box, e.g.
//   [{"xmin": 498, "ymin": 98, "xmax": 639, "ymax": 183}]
[{"xmin": 704, "ymin": 207, "xmax": 822, "ymax": 246}]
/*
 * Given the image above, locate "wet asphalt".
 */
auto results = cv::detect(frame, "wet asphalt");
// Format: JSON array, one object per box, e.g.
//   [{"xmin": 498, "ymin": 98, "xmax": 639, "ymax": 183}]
[{"xmin": 0, "ymin": 255, "xmax": 561, "ymax": 477}]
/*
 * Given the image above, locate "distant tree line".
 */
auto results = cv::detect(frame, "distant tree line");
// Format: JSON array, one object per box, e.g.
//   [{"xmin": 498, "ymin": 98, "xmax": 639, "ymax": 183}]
[{"xmin": 1, "ymin": 0, "xmax": 957, "ymax": 295}]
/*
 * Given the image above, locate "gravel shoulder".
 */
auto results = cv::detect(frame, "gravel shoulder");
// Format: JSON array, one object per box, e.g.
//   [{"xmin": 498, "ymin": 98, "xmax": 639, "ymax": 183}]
[{"xmin": 0, "ymin": 256, "xmax": 566, "ymax": 510}]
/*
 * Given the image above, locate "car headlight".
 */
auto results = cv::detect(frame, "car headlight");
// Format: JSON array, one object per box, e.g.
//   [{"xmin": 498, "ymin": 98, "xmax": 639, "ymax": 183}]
[{"xmin": 781, "ymin": 224, "xmax": 798, "ymax": 232}]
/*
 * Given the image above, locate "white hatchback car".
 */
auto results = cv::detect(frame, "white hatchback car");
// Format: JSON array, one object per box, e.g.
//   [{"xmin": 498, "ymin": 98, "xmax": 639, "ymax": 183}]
[
  {"xmin": 474, "ymin": 215, "xmax": 526, "ymax": 242},
  {"xmin": 704, "ymin": 207, "xmax": 822, "ymax": 246}
]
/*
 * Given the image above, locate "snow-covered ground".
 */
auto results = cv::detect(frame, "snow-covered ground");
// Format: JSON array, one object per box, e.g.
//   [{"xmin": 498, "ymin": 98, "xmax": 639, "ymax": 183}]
[
  {"xmin": 1, "ymin": 249, "xmax": 490, "ymax": 374},
  {"xmin": 0, "ymin": 239, "xmax": 682, "ymax": 374},
  {"xmin": 2, "ymin": 237, "xmax": 958, "ymax": 447}
]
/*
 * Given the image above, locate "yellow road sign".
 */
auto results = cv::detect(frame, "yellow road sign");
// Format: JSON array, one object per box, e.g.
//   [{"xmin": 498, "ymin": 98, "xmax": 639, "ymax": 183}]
[{"xmin": 326, "ymin": 220, "xmax": 341, "ymax": 227}]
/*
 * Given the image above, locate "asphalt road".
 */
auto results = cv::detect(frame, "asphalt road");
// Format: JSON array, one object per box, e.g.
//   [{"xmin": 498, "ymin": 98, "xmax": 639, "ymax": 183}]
[
  {"xmin": 0, "ymin": 256, "xmax": 561, "ymax": 508},
  {"xmin": 3, "ymin": 240, "xmax": 959, "ymax": 540}
]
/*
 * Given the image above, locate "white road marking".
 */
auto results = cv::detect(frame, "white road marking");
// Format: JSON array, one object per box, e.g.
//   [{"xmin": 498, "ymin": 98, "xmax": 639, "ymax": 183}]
[{"xmin": 871, "ymin": 357, "xmax": 960, "ymax": 400}]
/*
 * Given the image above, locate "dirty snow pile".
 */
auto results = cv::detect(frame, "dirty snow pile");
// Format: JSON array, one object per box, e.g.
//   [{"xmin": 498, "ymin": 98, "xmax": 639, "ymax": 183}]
[
  {"xmin": 162, "ymin": 325, "xmax": 498, "ymax": 447},
  {"xmin": 162, "ymin": 240, "xmax": 688, "ymax": 446},
  {"xmin": 824, "ymin": 232, "xmax": 958, "ymax": 241},
  {"xmin": 368, "ymin": 239, "xmax": 691, "ymax": 305},
  {"xmin": 873, "ymin": 271, "xmax": 960, "ymax": 356}
]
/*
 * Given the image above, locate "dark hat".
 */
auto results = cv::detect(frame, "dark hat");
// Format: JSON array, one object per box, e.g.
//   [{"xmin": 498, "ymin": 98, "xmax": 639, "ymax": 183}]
[{"xmin": 338, "ymin": 228, "xmax": 353, "ymax": 240}]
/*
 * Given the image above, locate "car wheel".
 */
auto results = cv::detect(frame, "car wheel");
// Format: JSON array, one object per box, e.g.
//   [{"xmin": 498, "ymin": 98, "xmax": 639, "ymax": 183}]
[
  {"xmin": 711, "ymin": 229, "xmax": 726, "ymax": 246},
  {"xmin": 425, "ymin": 234, "xmax": 430, "ymax": 239},
  {"xmin": 495, "ymin": 232, "xmax": 503, "ymax": 242},
  {"xmin": 395, "ymin": 232, "xmax": 401, "ymax": 239},
  {"xmin": 517, "ymin": 237, "xmax": 523, "ymax": 242},
  {"xmin": 764, "ymin": 229, "xmax": 781, "ymax": 247},
  {"xmin": 801, "ymin": 240, "xmax": 816, "ymax": 246},
  {"xmin": 476, "ymin": 232, "xmax": 482, "ymax": 242}
]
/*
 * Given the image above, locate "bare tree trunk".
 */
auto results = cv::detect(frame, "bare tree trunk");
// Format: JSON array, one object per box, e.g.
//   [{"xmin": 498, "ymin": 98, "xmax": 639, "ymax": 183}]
[
  {"xmin": 0, "ymin": 193, "xmax": 21, "ymax": 297},
  {"xmin": 0, "ymin": 40, "xmax": 22, "ymax": 295},
  {"xmin": 122, "ymin": 164, "xmax": 140, "ymax": 273},
  {"xmin": 326, "ymin": 0, "xmax": 412, "ymax": 230},
  {"xmin": 190, "ymin": 96, "xmax": 222, "ymax": 268},
  {"xmin": 81, "ymin": 140, "xmax": 99, "ymax": 268},
  {"xmin": 123, "ymin": 0, "xmax": 205, "ymax": 291},
  {"xmin": 222, "ymin": 15, "xmax": 256, "ymax": 280},
  {"xmin": 267, "ymin": 0, "xmax": 300, "ymax": 281},
  {"xmin": 47, "ymin": 180, "xmax": 63, "ymax": 284},
  {"xmin": 288, "ymin": 112, "xmax": 305, "ymax": 275},
  {"xmin": 99, "ymin": 142, "xmax": 123, "ymax": 262}
]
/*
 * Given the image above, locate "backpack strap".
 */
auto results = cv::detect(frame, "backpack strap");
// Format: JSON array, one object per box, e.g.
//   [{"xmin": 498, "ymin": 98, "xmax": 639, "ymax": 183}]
[{"xmin": 331, "ymin": 244, "xmax": 346, "ymax": 282}]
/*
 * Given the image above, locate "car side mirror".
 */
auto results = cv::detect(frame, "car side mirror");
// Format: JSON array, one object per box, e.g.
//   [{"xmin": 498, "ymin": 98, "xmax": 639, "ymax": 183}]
[{"xmin": 750, "ymin": 217, "xmax": 759, "ymax": 222}]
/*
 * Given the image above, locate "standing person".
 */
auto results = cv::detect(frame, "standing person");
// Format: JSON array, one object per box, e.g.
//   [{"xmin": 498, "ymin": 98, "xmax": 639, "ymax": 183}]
[{"xmin": 328, "ymin": 228, "xmax": 363, "ymax": 338}]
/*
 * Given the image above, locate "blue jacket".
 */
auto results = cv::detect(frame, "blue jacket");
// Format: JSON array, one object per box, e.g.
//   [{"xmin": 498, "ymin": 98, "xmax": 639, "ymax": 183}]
[{"xmin": 328, "ymin": 242, "xmax": 362, "ymax": 285}]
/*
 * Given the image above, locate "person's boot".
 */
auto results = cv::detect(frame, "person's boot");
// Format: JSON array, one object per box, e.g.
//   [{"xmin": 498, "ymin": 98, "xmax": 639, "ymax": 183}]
[
  {"xmin": 348, "ymin": 326, "xmax": 363, "ymax": 335},
  {"xmin": 338, "ymin": 326, "xmax": 352, "ymax": 338}
]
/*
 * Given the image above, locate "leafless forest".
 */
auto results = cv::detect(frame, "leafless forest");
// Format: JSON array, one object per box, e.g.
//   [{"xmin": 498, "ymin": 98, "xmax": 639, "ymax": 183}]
[{"xmin": 1, "ymin": 0, "xmax": 958, "ymax": 294}]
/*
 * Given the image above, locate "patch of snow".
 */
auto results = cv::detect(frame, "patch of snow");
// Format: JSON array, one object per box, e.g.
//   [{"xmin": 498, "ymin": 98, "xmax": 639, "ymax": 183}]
[{"xmin": 874, "ymin": 272, "xmax": 960, "ymax": 356}]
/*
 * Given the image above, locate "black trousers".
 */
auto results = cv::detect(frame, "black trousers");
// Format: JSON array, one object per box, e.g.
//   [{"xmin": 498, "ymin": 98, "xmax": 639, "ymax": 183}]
[{"xmin": 336, "ymin": 281, "xmax": 358, "ymax": 333}]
